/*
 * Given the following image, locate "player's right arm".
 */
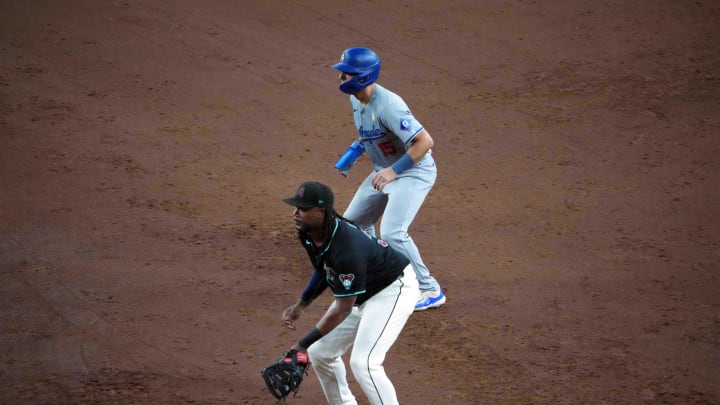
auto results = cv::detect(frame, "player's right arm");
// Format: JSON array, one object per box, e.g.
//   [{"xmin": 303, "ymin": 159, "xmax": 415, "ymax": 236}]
[
  {"xmin": 282, "ymin": 269, "xmax": 326, "ymax": 329},
  {"xmin": 282, "ymin": 300, "xmax": 306, "ymax": 329},
  {"xmin": 289, "ymin": 295, "xmax": 356, "ymax": 352}
]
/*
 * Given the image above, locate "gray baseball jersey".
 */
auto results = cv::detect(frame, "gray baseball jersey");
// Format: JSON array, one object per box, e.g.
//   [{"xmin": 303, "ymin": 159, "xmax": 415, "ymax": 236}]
[
  {"xmin": 342, "ymin": 83, "xmax": 441, "ymax": 292},
  {"xmin": 349, "ymin": 84, "xmax": 433, "ymax": 171}
]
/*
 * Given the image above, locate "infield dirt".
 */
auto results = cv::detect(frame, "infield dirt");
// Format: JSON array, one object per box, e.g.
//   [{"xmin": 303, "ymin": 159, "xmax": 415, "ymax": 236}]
[{"xmin": 1, "ymin": 1, "xmax": 719, "ymax": 404}]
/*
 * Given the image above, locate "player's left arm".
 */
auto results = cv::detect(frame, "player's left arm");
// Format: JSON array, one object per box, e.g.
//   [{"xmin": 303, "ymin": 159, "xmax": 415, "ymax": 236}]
[
  {"xmin": 316, "ymin": 295, "xmax": 356, "ymax": 335},
  {"xmin": 405, "ymin": 129, "xmax": 434, "ymax": 162}
]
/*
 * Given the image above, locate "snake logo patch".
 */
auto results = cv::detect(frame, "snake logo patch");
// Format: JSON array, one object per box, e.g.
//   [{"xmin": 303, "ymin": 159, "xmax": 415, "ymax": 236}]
[{"xmin": 339, "ymin": 274, "xmax": 355, "ymax": 291}]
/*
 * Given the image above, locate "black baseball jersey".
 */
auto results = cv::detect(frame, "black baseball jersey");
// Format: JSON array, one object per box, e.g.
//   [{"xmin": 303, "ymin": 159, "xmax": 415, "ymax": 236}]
[{"xmin": 299, "ymin": 218, "xmax": 410, "ymax": 306}]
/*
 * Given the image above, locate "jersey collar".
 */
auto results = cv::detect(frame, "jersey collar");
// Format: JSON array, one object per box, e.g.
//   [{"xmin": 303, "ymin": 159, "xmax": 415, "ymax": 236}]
[{"xmin": 303, "ymin": 217, "xmax": 339, "ymax": 257}]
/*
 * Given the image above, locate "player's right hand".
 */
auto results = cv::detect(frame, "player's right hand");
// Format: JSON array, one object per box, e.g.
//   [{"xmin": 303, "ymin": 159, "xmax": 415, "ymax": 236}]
[{"xmin": 282, "ymin": 304, "xmax": 302, "ymax": 329}]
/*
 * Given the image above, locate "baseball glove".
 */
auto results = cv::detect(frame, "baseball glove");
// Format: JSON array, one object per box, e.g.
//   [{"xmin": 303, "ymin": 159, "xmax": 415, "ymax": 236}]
[{"xmin": 261, "ymin": 349, "xmax": 309, "ymax": 400}]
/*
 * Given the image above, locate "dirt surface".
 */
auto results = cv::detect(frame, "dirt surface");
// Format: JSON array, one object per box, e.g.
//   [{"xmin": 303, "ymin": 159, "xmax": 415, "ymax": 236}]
[{"xmin": 1, "ymin": 1, "xmax": 719, "ymax": 404}]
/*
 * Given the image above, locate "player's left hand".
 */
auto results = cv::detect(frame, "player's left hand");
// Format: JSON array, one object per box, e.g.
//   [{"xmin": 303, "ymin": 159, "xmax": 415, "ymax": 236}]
[
  {"xmin": 260, "ymin": 349, "xmax": 309, "ymax": 400},
  {"xmin": 372, "ymin": 167, "xmax": 397, "ymax": 192}
]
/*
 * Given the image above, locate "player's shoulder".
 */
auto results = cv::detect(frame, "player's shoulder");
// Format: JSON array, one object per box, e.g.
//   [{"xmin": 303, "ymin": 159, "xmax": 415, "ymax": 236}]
[
  {"xmin": 337, "ymin": 219, "xmax": 363, "ymax": 236},
  {"xmin": 374, "ymin": 84, "xmax": 401, "ymax": 101},
  {"xmin": 373, "ymin": 84, "xmax": 408, "ymax": 110},
  {"xmin": 336, "ymin": 220, "xmax": 371, "ymax": 243}
]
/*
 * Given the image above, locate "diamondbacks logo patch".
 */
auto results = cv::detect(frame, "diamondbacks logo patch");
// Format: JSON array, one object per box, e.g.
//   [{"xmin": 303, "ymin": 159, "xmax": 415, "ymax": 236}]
[{"xmin": 339, "ymin": 274, "xmax": 355, "ymax": 291}]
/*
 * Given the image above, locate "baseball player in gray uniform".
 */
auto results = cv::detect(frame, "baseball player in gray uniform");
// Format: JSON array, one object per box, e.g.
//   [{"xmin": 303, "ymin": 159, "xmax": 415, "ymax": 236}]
[
  {"xmin": 331, "ymin": 47, "xmax": 446, "ymax": 311},
  {"xmin": 281, "ymin": 181, "xmax": 419, "ymax": 405}
]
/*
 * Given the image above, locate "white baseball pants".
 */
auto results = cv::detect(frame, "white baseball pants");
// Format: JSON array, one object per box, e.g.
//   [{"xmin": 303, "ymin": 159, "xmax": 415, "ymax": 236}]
[{"xmin": 308, "ymin": 265, "xmax": 419, "ymax": 405}]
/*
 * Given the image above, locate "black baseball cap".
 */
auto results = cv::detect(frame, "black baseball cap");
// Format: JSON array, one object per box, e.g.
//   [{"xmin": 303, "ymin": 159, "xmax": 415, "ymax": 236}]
[{"xmin": 283, "ymin": 181, "xmax": 334, "ymax": 209}]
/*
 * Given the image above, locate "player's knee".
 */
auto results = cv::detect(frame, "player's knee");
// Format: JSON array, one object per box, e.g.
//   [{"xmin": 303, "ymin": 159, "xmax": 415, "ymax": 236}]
[
  {"xmin": 348, "ymin": 355, "xmax": 368, "ymax": 379},
  {"xmin": 348, "ymin": 352, "xmax": 382, "ymax": 378}
]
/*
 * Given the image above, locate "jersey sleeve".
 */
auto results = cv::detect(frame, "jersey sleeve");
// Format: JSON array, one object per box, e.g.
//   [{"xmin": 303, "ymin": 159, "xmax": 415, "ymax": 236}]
[
  {"xmin": 379, "ymin": 101, "xmax": 424, "ymax": 145},
  {"xmin": 300, "ymin": 268, "xmax": 328, "ymax": 303},
  {"xmin": 328, "ymin": 249, "xmax": 367, "ymax": 298}
]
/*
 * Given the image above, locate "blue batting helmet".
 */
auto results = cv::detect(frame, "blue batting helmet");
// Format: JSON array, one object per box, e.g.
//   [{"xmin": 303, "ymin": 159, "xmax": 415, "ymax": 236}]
[{"xmin": 331, "ymin": 47, "xmax": 381, "ymax": 94}]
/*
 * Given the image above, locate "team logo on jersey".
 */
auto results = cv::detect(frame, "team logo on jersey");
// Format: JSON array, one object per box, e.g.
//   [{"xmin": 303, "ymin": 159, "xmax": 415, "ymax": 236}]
[
  {"xmin": 339, "ymin": 274, "xmax": 355, "ymax": 291},
  {"xmin": 377, "ymin": 239, "xmax": 389, "ymax": 247},
  {"xmin": 325, "ymin": 267, "xmax": 336, "ymax": 283},
  {"xmin": 400, "ymin": 118, "xmax": 412, "ymax": 131}
]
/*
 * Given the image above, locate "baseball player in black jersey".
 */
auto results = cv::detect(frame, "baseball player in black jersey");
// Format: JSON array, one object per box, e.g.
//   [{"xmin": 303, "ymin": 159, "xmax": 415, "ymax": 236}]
[{"xmin": 281, "ymin": 181, "xmax": 419, "ymax": 405}]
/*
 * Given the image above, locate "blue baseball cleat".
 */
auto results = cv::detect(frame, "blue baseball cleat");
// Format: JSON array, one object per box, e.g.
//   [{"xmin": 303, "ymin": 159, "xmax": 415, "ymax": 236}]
[{"xmin": 414, "ymin": 290, "xmax": 446, "ymax": 311}]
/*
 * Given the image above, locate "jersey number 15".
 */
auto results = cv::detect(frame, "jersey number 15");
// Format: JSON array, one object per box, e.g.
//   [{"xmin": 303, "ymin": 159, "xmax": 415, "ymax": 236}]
[{"xmin": 379, "ymin": 141, "xmax": 397, "ymax": 157}]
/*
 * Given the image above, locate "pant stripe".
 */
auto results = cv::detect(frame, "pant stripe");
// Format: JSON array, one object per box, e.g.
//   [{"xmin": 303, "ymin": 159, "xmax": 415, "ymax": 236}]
[{"xmin": 365, "ymin": 276, "xmax": 405, "ymax": 405}]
